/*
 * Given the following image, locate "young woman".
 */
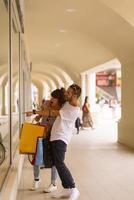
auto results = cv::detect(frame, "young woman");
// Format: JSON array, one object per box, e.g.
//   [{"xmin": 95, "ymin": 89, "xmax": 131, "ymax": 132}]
[
  {"xmin": 82, "ymin": 96, "xmax": 94, "ymax": 128},
  {"xmin": 26, "ymin": 88, "xmax": 66, "ymax": 192}
]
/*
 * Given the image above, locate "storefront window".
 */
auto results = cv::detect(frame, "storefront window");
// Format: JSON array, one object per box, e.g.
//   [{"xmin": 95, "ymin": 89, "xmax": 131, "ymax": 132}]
[
  {"xmin": 31, "ymin": 84, "xmax": 39, "ymax": 109},
  {"xmin": 0, "ymin": 0, "xmax": 10, "ymax": 190},
  {"xmin": 19, "ymin": 40, "xmax": 32, "ymax": 124},
  {"xmin": 12, "ymin": 18, "xmax": 19, "ymax": 155}
]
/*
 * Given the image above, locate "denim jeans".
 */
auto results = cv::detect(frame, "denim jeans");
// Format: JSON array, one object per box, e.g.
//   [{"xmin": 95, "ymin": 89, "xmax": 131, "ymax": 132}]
[{"xmin": 33, "ymin": 165, "xmax": 58, "ymax": 184}]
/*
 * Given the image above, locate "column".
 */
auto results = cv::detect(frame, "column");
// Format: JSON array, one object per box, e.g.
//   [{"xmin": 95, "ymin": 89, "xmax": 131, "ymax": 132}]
[
  {"xmin": 118, "ymin": 62, "xmax": 134, "ymax": 148},
  {"xmin": 86, "ymin": 72, "xmax": 96, "ymax": 112},
  {"xmin": 38, "ymin": 85, "xmax": 43, "ymax": 106},
  {"xmin": 0, "ymin": 83, "xmax": 6, "ymax": 115},
  {"xmin": 81, "ymin": 73, "xmax": 86, "ymax": 107}
]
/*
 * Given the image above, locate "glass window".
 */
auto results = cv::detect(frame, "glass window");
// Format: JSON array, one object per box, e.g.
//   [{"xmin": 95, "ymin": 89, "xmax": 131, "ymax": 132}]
[
  {"xmin": 0, "ymin": 0, "xmax": 10, "ymax": 190},
  {"xmin": 31, "ymin": 83, "xmax": 39, "ymax": 109},
  {"xmin": 12, "ymin": 17, "xmax": 19, "ymax": 155}
]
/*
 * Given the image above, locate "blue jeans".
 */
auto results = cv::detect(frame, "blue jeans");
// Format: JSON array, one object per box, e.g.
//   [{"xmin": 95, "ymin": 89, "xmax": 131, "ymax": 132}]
[{"xmin": 33, "ymin": 165, "xmax": 58, "ymax": 184}]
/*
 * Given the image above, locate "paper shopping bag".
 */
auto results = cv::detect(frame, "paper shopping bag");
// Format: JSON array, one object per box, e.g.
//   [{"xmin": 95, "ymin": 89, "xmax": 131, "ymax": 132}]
[{"xmin": 19, "ymin": 122, "xmax": 47, "ymax": 154}]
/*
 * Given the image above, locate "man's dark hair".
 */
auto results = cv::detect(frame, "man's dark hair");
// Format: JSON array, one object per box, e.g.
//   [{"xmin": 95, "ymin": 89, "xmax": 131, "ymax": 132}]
[
  {"xmin": 51, "ymin": 88, "xmax": 66, "ymax": 106},
  {"xmin": 70, "ymin": 84, "xmax": 81, "ymax": 98}
]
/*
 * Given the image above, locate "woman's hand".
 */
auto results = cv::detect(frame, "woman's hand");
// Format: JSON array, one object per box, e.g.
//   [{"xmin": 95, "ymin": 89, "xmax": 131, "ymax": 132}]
[
  {"xmin": 25, "ymin": 111, "xmax": 33, "ymax": 117},
  {"xmin": 34, "ymin": 115, "xmax": 42, "ymax": 122}
]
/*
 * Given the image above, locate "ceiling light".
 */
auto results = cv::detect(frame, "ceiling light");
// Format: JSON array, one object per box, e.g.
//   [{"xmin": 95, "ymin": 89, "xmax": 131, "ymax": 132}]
[
  {"xmin": 59, "ymin": 29, "xmax": 67, "ymax": 33},
  {"xmin": 66, "ymin": 8, "xmax": 76, "ymax": 13},
  {"xmin": 56, "ymin": 43, "xmax": 61, "ymax": 47}
]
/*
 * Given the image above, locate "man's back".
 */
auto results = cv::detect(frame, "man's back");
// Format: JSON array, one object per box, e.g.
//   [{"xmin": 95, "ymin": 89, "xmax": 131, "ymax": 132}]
[{"xmin": 50, "ymin": 102, "xmax": 80, "ymax": 145}]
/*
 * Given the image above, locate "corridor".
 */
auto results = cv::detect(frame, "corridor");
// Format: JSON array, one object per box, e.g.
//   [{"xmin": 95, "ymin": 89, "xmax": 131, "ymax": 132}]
[
  {"xmin": 17, "ymin": 115, "xmax": 134, "ymax": 200},
  {"xmin": 1, "ymin": 0, "xmax": 134, "ymax": 199}
]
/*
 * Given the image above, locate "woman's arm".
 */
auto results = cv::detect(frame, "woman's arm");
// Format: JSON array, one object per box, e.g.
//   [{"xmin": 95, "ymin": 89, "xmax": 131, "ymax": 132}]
[
  {"xmin": 36, "ymin": 109, "xmax": 60, "ymax": 117},
  {"xmin": 85, "ymin": 103, "xmax": 89, "ymax": 112},
  {"xmin": 25, "ymin": 108, "xmax": 60, "ymax": 117}
]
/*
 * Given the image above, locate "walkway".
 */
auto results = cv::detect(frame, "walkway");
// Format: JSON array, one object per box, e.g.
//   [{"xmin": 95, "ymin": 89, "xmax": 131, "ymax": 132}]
[{"xmin": 17, "ymin": 109, "xmax": 134, "ymax": 200}]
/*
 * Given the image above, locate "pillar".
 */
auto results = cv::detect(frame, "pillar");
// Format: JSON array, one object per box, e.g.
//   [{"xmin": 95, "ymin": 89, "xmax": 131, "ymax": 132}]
[
  {"xmin": 81, "ymin": 73, "xmax": 86, "ymax": 107},
  {"xmin": 118, "ymin": 62, "xmax": 134, "ymax": 148},
  {"xmin": 0, "ymin": 83, "xmax": 6, "ymax": 115},
  {"xmin": 86, "ymin": 72, "xmax": 96, "ymax": 112}
]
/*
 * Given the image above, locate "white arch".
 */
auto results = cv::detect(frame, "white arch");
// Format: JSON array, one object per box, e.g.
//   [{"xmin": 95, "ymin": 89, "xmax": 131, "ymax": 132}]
[
  {"xmin": 33, "ymin": 70, "xmax": 65, "ymax": 88},
  {"xmin": 32, "ymin": 62, "xmax": 74, "ymax": 83},
  {"xmin": 32, "ymin": 73, "xmax": 57, "ymax": 91}
]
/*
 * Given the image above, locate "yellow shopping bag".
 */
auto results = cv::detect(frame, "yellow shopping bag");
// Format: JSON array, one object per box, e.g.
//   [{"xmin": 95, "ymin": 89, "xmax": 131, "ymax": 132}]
[{"xmin": 19, "ymin": 122, "xmax": 47, "ymax": 154}]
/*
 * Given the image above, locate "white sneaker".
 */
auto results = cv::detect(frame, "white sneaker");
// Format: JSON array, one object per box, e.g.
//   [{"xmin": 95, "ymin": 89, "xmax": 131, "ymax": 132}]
[
  {"xmin": 30, "ymin": 180, "xmax": 41, "ymax": 191},
  {"xmin": 51, "ymin": 188, "xmax": 71, "ymax": 198},
  {"xmin": 44, "ymin": 184, "xmax": 57, "ymax": 193},
  {"xmin": 69, "ymin": 188, "xmax": 80, "ymax": 200}
]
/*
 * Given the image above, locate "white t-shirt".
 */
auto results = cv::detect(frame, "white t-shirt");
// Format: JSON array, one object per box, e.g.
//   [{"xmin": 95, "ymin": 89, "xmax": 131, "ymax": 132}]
[{"xmin": 50, "ymin": 102, "xmax": 80, "ymax": 145}]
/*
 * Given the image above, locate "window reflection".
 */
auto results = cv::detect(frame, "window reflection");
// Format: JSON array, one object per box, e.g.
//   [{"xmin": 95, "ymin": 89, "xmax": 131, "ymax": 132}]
[
  {"xmin": 0, "ymin": 0, "xmax": 10, "ymax": 190},
  {"xmin": 12, "ymin": 19, "xmax": 19, "ymax": 155}
]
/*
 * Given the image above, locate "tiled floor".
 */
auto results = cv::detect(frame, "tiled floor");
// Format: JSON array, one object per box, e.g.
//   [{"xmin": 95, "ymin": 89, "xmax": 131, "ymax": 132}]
[{"xmin": 17, "ymin": 109, "xmax": 134, "ymax": 200}]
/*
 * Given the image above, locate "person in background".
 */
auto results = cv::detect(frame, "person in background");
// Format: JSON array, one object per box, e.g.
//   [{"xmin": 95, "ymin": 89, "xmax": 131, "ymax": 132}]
[
  {"xmin": 109, "ymin": 97, "xmax": 118, "ymax": 119},
  {"xmin": 75, "ymin": 117, "xmax": 82, "ymax": 134},
  {"xmin": 82, "ymin": 96, "xmax": 94, "ymax": 129}
]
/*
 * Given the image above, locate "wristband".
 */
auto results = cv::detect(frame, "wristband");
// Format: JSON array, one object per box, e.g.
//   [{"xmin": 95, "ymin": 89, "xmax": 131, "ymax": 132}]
[{"xmin": 33, "ymin": 109, "xmax": 36, "ymax": 114}]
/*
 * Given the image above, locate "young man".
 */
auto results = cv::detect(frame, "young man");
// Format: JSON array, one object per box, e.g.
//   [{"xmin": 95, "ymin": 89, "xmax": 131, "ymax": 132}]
[
  {"xmin": 27, "ymin": 84, "xmax": 81, "ymax": 200},
  {"xmin": 49, "ymin": 84, "xmax": 81, "ymax": 200}
]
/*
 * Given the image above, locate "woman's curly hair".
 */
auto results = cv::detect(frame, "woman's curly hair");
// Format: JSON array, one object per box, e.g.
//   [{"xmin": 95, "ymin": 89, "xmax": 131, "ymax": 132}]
[{"xmin": 51, "ymin": 87, "xmax": 66, "ymax": 107}]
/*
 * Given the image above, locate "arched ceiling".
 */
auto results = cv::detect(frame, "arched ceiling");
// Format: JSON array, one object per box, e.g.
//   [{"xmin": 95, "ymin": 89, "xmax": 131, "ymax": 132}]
[
  {"xmin": 25, "ymin": 0, "xmax": 134, "ymax": 85},
  {"xmin": 32, "ymin": 73, "xmax": 57, "ymax": 90},
  {"xmin": 32, "ymin": 63, "xmax": 73, "ymax": 83}
]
